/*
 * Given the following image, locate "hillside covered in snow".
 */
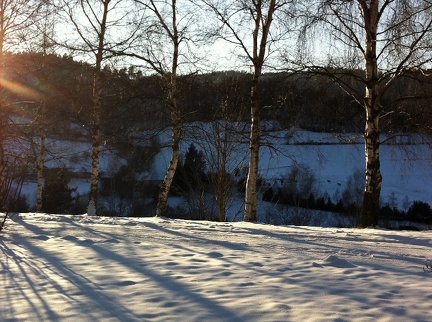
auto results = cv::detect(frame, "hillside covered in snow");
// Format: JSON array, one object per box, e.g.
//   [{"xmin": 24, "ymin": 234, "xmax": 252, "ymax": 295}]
[{"xmin": 17, "ymin": 127, "xmax": 432, "ymax": 227}]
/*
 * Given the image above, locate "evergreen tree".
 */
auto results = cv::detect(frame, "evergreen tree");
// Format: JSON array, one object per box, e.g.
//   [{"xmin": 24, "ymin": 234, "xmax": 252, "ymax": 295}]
[
  {"xmin": 172, "ymin": 144, "xmax": 207, "ymax": 194},
  {"xmin": 407, "ymin": 201, "xmax": 432, "ymax": 223},
  {"xmin": 183, "ymin": 144, "xmax": 207, "ymax": 190},
  {"xmin": 41, "ymin": 168, "xmax": 75, "ymax": 214}
]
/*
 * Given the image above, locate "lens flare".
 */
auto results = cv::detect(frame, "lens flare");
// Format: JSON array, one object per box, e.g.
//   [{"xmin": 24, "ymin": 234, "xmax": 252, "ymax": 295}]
[{"xmin": 0, "ymin": 77, "xmax": 44, "ymax": 102}]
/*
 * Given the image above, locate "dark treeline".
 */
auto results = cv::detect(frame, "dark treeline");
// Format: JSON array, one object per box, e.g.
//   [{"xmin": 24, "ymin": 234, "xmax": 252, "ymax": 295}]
[{"xmin": 3, "ymin": 52, "xmax": 432, "ymax": 140}]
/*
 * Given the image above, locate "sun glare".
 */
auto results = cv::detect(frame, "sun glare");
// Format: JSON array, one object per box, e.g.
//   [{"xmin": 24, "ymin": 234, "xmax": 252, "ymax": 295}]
[{"xmin": 0, "ymin": 77, "xmax": 43, "ymax": 102}]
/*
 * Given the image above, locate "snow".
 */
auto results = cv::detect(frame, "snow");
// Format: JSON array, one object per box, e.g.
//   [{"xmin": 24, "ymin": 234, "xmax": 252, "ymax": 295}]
[
  {"xmin": 1, "ymin": 213, "xmax": 431, "ymax": 321},
  {"xmin": 18, "ymin": 128, "xmax": 432, "ymax": 214},
  {"xmin": 150, "ymin": 127, "xmax": 432, "ymax": 209}
]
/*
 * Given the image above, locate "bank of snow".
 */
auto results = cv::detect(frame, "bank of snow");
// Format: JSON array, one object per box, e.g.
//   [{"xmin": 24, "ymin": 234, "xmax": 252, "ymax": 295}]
[{"xmin": 1, "ymin": 213, "xmax": 431, "ymax": 321}]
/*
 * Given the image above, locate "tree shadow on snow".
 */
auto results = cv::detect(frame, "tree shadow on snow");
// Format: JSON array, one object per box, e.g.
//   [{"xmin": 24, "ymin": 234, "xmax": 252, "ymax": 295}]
[{"xmin": 4, "ymin": 219, "xmax": 245, "ymax": 321}]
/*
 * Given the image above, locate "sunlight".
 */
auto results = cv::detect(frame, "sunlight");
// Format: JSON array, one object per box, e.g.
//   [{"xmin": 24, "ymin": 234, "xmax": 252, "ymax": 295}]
[{"xmin": 0, "ymin": 77, "xmax": 43, "ymax": 102}]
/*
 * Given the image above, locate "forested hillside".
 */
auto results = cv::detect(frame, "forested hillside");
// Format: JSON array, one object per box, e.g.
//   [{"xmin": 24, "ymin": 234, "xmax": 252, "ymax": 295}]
[
  {"xmin": 1, "ymin": 52, "xmax": 431, "ymax": 227},
  {"xmin": 1, "ymin": 1, "xmax": 432, "ymax": 229},
  {"xmin": 3, "ymin": 52, "xmax": 432, "ymax": 139}
]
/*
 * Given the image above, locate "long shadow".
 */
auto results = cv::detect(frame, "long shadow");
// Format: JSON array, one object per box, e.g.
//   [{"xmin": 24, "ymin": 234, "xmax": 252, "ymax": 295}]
[
  {"xmin": 239, "ymin": 225, "xmax": 430, "ymax": 277},
  {"xmin": 371, "ymin": 231, "xmax": 432, "ymax": 248},
  {"xmin": 233, "ymin": 225, "xmax": 351, "ymax": 253},
  {"xmin": 4, "ymin": 233, "xmax": 142, "ymax": 322},
  {"xmin": 153, "ymin": 228, "xmax": 383, "ymax": 319},
  {"xmin": 1, "ymin": 239, "xmax": 43, "ymax": 321},
  {"xmin": 13, "ymin": 218, "xmax": 245, "ymax": 321},
  {"xmin": 10, "ymin": 216, "xmax": 428, "ymax": 321},
  {"xmin": 65, "ymin": 216, "xmax": 139, "ymax": 241},
  {"xmin": 60, "ymin": 218, "xmax": 274, "ymax": 283},
  {"xmin": 11, "ymin": 215, "xmax": 122, "ymax": 242},
  {"xmin": 140, "ymin": 221, "xmax": 250, "ymax": 252},
  {"xmin": 0, "ymin": 239, "xmax": 62, "ymax": 321}
]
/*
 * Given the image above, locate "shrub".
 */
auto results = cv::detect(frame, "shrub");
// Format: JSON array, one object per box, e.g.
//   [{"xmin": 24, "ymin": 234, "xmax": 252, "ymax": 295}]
[
  {"xmin": 9, "ymin": 195, "xmax": 29, "ymax": 213},
  {"xmin": 341, "ymin": 169, "xmax": 364, "ymax": 208},
  {"xmin": 42, "ymin": 168, "xmax": 75, "ymax": 214},
  {"xmin": 277, "ymin": 163, "xmax": 317, "ymax": 208},
  {"xmin": 406, "ymin": 200, "xmax": 432, "ymax": 223}
]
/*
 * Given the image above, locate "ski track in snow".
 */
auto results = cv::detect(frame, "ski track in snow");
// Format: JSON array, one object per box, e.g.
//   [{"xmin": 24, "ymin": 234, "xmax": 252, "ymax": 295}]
[{"xmin": 1, "ymin": 213, "xmax": 431, "ymax": 321}]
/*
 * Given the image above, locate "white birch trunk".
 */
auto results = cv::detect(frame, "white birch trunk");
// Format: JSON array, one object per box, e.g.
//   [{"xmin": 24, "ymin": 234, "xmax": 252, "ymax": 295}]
[
  {"xmin": 244, "ymin": 0, "xmax": 276, "ymax": 222},
  {"xmin": 244, "ymin": 76, "xmax": 261, "ymax": 222},
  {"xmin": 87, "ymin": 1, "xmax": 109, "ymax": 216},
  {"xmin": 155, "ymin": 0, "xmax": 182, "ymax": 217},
  {"xmin": 359, "ymin": 0, "xmax": 382, "ymax": 227},
  {"xmin": 156, "ymin": 111, "xmax": 181, "ymax": 217}
]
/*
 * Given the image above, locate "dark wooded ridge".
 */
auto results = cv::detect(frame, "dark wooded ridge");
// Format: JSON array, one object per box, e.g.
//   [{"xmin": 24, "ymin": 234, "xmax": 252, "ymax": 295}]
[{"xmin": 3, "ymin": 52, "xmax": 432, "ymax": 142}]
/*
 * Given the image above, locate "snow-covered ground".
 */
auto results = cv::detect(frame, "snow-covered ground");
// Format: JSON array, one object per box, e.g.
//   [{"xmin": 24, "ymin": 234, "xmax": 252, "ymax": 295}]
[{"xmin": 1, "ymin": 213, "xmax": 431, "ymax": 321}]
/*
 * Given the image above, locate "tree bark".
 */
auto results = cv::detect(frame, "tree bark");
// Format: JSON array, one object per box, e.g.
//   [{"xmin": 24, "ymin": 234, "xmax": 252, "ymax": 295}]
[
  {"xmin": 156, "ymin": 109, "xmax": 182, "ymax": 217},
  {"xmin": 87, "ymin": 0, "xmax": 109, "ymax": 216},
  {"xmin": 154, "ymin": 0, "xmax": 182, "ymax": 217},
  {"xmin": 244, "ymin": 0, "xmax": 276, "ymax": 222},
  {"xmin": 88, "ymin": 65, "xmax": 102, "ymax": 215},
  {"xmin": 359, "ymin": 0, "xmax": 381, "ymax": 227},
  {"xmin": 244, "ymin": 74, "xmax": 261, "ymax": 222}
]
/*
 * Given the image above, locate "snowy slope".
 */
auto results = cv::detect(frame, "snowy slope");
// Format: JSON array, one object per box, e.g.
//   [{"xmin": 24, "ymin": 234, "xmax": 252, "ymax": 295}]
[
  {"xmin": 144, "ymin": 127, "xmax": 432, "ymax": 208},
  {"xmin": 1, "ymin": 213, "xmax": 431, "ymax": 321},
  {"xmin": 19, "ymin": 128, "xmax": 432, "ymax": 213}
]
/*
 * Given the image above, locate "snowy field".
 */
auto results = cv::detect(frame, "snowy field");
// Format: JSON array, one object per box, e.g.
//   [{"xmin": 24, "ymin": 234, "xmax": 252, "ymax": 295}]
[{"xmin": 1, "ymin": 213, "xmax": 431, "ymax": 321}]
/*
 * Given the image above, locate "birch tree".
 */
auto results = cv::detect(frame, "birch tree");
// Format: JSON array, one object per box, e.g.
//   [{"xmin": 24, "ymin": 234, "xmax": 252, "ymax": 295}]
[
  {"xmin": 0, "ymin": 0, "xmax": 43, "ymax": 210},
  {"xmin": 194, "ymin": 74, "xmax": 248, "ymax": 221},
  {"xmin": 123, "ymin": 0, "xmax": 201, "ymax": 217},
  {"xmin": 202, "ymin": 0, "xmax": 291, "ymax": 221},
  {"xmin": 295, "ymin": 0, "xmax": 432, "ymax": 227},
  {"xmin": 29, "ymin": 2, "xmax": 57, "ymax": 212},
  {"xmin": 59, "ymin": 0, "xmax": 134, "ymax": 215}
]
